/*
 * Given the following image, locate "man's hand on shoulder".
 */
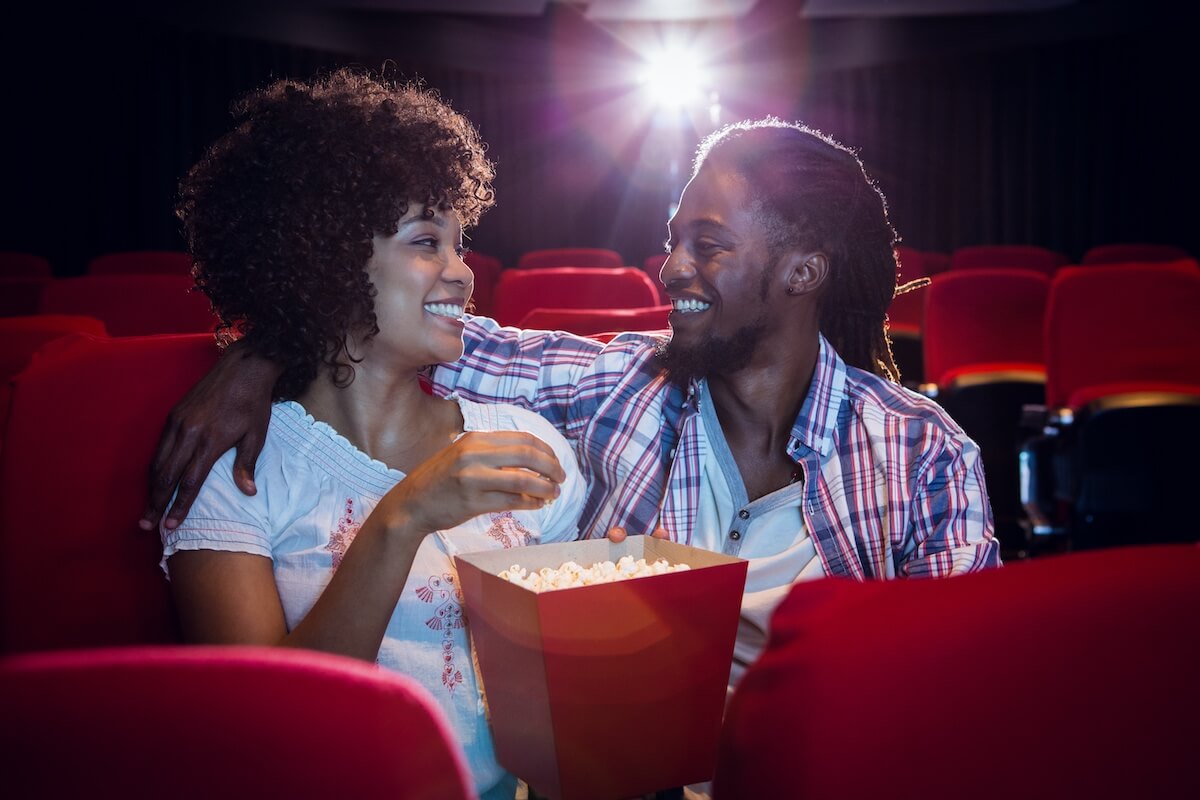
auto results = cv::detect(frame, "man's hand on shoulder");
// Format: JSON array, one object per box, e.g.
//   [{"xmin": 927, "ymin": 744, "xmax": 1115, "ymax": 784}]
[{"xmin": 140, "ymin": 342, "xmax": 281, "ymax": 532}]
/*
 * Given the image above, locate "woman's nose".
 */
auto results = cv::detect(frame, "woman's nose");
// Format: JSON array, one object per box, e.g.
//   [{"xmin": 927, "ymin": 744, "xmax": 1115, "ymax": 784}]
[{"xmin": 448, "ymin": 251, "xmax": 473, "ymax": 287}]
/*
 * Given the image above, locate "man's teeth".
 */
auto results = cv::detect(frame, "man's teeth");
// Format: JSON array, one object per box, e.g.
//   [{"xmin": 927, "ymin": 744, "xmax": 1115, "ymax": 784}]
[
  {"xmin": 673, "ymin": 298, "xmax": 712, "ymax": 313},
  {"xmin": 424, "ymin": 303, "xmax": 464, "ymax": 319}
]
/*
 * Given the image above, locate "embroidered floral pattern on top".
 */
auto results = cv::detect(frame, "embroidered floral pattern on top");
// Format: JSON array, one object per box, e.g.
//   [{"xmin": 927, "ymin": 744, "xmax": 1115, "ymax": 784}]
[
  {"xmin": 485, "ymin": 511, "xmax": 532, "ymax": 549},
  {"xmin": 416, "ymin": 572, "xmax": 465, "ymax": 693},
  {"xmin": 325, "ymin": 498, "xmax": 360, "ymax": 571}
]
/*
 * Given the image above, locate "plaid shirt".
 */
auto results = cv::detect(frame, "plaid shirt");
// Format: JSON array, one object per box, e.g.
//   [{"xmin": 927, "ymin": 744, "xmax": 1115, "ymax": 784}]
[{"xmin": 433, "ymin": 316, "xmax": 1000, "ymax": 579}]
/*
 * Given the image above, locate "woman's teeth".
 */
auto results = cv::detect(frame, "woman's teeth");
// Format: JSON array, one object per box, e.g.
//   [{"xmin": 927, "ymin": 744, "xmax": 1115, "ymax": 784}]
[{"xmin": 424, "ymin": 303, "xmax": 463, "ymax": 319}]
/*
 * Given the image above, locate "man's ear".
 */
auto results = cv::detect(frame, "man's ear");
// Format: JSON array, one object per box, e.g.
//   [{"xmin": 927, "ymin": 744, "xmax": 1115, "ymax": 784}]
[{"xmin": 784, "ymin": 250, "xmax": 829, "ymax": 297}]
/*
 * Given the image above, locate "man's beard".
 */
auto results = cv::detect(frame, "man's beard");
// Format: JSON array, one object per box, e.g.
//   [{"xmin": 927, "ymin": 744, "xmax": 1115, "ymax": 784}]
[{"xmin": 655, "ymin": 316, "xmax": 769, "ymax": 386}]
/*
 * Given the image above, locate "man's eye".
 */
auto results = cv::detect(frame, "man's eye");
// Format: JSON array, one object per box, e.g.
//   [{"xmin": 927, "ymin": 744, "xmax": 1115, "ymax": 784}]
[
  {"xmin": 662, "ymin": 239, "xmax": 674, "ymax": 254},
  {"xmin": 694, "ymin": 240, "xmax": 721, "ymax": 255}
]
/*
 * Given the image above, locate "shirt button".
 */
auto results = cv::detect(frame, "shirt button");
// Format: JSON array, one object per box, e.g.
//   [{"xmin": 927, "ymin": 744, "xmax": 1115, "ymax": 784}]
[
  {"xmin": 730, "ymin": 530, "xmax": 741, "ymax": 541},
  {"xmin": 738, "ymin": 509, "xmax": 750, "ymax": 519}
]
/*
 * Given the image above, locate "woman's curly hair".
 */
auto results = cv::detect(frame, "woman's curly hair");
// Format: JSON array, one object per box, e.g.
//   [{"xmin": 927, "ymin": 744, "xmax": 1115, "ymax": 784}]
[{"xmin": 177, "ymin": 68, "xmax": 496, "ymax": 399}]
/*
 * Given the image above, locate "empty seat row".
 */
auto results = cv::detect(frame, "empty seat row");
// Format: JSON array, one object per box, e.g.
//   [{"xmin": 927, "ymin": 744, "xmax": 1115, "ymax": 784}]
[
  {"xmin": 0, "ymin": 274, "xmax": 217, "ymax": 334},
  {"xmin": 912, "ymin": 262, "xmax": 1199, "ymax": 554},
  {"xmin": 1, "ymin": 250, "xmax": 193, "ymax": 277},
  {"xmin": 491, "ymin": 267, "xmax": 661, "ymax": 327}
]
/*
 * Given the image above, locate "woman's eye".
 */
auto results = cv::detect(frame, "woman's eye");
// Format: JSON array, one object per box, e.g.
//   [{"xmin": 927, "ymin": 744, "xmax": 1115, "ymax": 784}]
[
  {"xmin": 456, "ymin": 245, "xmax": 471, "ymax": 258},
  {"xmin": 413, "ymin": 236, "xmax": 438, "ymax": 248}
]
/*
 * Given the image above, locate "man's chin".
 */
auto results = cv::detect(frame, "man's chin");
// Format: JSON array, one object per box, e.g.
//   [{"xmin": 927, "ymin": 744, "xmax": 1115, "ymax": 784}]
[{"xmin": 655, "ymin": 322, "xmax": 766, "ymax": 386}]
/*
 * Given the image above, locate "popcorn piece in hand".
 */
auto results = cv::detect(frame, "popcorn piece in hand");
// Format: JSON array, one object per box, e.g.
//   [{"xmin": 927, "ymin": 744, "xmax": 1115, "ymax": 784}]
[{"xmin": 498, "ymin": 555, "xmax": 691, "ymax": 592}]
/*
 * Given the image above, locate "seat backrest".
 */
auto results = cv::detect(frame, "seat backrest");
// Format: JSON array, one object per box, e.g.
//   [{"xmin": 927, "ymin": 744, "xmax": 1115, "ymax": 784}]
[
  {"xmin": 0, "ymin": 251, "xmax": 52, "ymax": 277},
  {"xmin": 0, "ymin": 333, "xmax": 220, "ymax": 653},
  {"xmin": 518, "ymin": 304, "xmax": 671, "ymax": 337},
  {"xmin": 492, "ymin": 267, "xmax": 660, "ymax": 326},
  {"xmin": 0, "ymin": 316, "xmax": 109, "ymax": 447},
  {"xmin": 1081, "ymin": 243, "xmax": 1190, "ymax": 265},
  {"xmin": 714, "ymin": 545, "xmax": 1200, "ymax": 800},
  {"xmin": 38, "ymin": 274, "xmax": 217, "ymax": 335},
  {"xmin": 0, "ymin": 276, "xmax": 52, "ymax": 316},
  {"xmin": 0, "ymin": 645, "xmax": 474, "ymax": 799},
  {"xmin": 886, "ymin": 248, "xmax": 930, "ymax": 337},
  {"xmin": 1045, "ymin": 261, "xmax": 1200, "ymax": 407},
  {"xmin": 921, "ymin": 250, "xmax": 951, "ymax": 275},
  {"xmin": 516, "ymin": 247, "xmax": 624, "ymax": 270},
  {"xmin": 886, "ymin": 283, "xmax": 927, "ymax": 336},
  {"xmin": 951, "ymin": 244, "xmax": 1067, "ymax": 276},
  {"xmin": 922, "ymin": 268, "xmax": 1050, "ymax": 385},
  {"xmin": 463, "ymin": 250, "xmax": 503, "ymax": 317},
  {"xmin": 0, "ymin": 314, "xmax": 108, "ymax": 381},
  {"xmin": 86, "ymin": 250, "xmax": 194, "ymax": 275}
]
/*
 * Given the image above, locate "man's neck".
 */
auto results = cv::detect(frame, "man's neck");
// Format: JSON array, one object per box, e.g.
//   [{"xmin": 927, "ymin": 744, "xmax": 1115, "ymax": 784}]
[{"xmin": 704, "ymin": 336, "xmax": 820, "ymax": 501}]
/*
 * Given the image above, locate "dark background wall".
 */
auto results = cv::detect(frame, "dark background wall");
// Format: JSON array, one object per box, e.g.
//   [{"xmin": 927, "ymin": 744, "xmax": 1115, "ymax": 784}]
[{"xmin": 2, "ymin": 1, "xmax": 1191, "ymax": 275}]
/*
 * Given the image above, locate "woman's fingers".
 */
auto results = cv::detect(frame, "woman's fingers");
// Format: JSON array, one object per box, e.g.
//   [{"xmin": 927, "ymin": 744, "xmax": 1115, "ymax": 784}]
[
  {"xmin": 455, "ymin": 432, "xmax": 566, "ymax": 484},
  {"xmin": 458, "ymin": 464, "xmax": 562, "ymax": 501}
]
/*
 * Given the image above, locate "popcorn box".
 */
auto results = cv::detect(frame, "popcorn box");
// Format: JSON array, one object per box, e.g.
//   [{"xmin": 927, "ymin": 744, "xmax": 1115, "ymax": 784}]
[{"xmin": 455, "ymin": 537, "xmax": 748, "ymax": 800}]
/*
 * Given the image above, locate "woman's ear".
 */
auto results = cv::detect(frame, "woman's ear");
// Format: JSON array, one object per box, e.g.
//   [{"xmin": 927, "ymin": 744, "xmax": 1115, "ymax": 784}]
[{"xmin": 784, "ymin": 251, "xmax": 829, "ymax": 297}]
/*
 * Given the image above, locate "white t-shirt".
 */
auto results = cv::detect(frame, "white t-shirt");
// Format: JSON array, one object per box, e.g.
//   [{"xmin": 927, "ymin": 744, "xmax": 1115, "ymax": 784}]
[
  {"xmin": 161, "ymin": 396, "xmax": 586, "ymax": 800},
  {"xmin": 691, "ymin": 380, "xmax": 826, "ymax": 693}
]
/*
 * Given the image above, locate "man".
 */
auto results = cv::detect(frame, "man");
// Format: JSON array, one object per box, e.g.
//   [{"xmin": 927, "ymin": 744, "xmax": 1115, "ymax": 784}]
[{"xmin": 143, "ymin": 117, "xmax": 1000, "ymax": 688}]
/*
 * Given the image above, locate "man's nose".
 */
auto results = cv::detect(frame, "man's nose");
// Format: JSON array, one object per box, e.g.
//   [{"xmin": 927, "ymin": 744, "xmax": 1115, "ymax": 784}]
[{"xmin": 660, "ymin": 251, "xmax": 696, "ymax": 288}]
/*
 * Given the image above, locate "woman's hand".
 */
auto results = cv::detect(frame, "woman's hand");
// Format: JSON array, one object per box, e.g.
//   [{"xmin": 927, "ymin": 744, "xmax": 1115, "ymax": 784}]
[
  {"xmin": 141, "ymin": 342, "xmax": 282, "ymax": 531},
  {"xmin": 377, "ymin": 431, "xmax": 567, "ymax": 536}
]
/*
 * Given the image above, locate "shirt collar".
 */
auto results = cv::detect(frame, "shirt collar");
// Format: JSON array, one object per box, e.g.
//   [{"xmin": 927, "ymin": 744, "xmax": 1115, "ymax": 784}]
[{"xmin": 790, "ymin": 335, "xmax": 846, "ymax": 458}]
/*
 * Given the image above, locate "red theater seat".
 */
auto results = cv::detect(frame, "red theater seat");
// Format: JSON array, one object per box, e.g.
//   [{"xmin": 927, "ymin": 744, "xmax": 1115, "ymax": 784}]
[
  {"xmin": 518, "ymin": 304, "xmax": 671, "ymax": 338},
  {"xmin": 0, "ymin": 333, "xmax": 220, "ymax": 654},
  {"xmin": 1020, "ymin": 262, "xmax": 1200, "ymax": 548},
  {"xmin": 492, "ymin": 267, "xmax": 660, "ymax": 327},
  {"xmin": 0, "ymin": 276, "xmax": 51, "ymax": 317},
  {"xmin": 887, "ymin": 247, "xmax": 930, "ymax": 386},
  {"xmin": 86, "ymin": 250, "xmax": 194, "ymax": 275},
  {"xmin": 921, "ymin": 269, "xmax": 1049, "ymax": 549},
  {"xmin": 516, "ymin": 247, "xmax": 624, "ymax": 270},
  {"xmin": 0, "ymin": 315, "xmax": 108, "ymax": 450},
  {"xmin": 1, "ymin": 645, "xmax": 473, "ymax": 800},
  {"xmin": 1080, "ymin": 243, "xmax": 1191, "ymax": 265},
  {"xmin": 38, "ymin": 274, "xmax": 218, "ymax": 335},
  {"xmin": 715, "ymin": 545, "xmax": 1200, "ymax": 800},
  {"xmin": 951, "ymin": 244, "xmax": 1068, "ymax": 276},
  {"xmin": 921, "ymin": 250, "xmax": 951, "ymax": 275},
  {"xmin": 923, "ymin": 268, "xmax": 1049, "ymax": 387},
  {"xmin": 1044, "ymin": 262, "xmax": 1199, "ymax": 409},
  {"xmin": 0, "ymin": 251, "xmax": 52, "ymax": 277}
]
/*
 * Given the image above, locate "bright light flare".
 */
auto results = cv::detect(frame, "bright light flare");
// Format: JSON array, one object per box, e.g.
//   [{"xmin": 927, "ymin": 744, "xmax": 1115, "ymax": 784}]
[{"xmin": 637, "ymin": 48, "xmax": 711, "ymax": 109}]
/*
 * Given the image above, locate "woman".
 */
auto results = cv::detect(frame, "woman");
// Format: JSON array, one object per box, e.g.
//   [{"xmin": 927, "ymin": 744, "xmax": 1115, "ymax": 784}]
[{"xmin": 160, "ymin": 69, "xmax": 585, "ymax": 800}]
